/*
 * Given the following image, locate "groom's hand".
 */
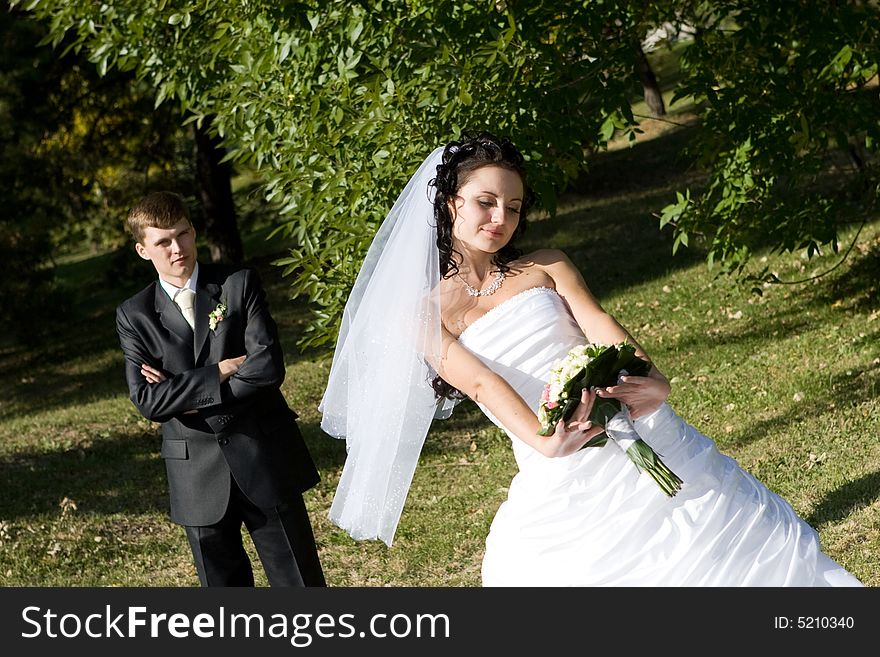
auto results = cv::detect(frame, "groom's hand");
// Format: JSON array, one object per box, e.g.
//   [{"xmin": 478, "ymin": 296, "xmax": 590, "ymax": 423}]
[
  {"xmin": 218, "ymin": 355, "xmax": 247, "ymax": 383},
  {"xmin": 141, "ymin": 357, "xmax": 248, "ymax": 384},
  {"xmin": 140, "ymin": 363, "xmax": 166, "ymax": 384},
  {"xmin": 140, "ymin": 363, "xmax": 199, "ymax": 413}
]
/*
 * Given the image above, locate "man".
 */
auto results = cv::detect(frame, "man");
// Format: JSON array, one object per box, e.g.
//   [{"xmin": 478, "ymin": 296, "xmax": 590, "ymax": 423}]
[{"xmin": 115, "ymin": 190, "xmax": 325, "ymax": 587}]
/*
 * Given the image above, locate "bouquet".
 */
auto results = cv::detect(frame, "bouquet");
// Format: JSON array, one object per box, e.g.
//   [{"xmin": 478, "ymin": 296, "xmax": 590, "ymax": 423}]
[{"xmin": 538, "ymin": 342, "xmax": 683, "ymax": 497}]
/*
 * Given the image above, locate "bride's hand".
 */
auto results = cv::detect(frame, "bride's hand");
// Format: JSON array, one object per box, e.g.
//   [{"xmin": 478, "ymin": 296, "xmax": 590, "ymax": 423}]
[
  {"xmin": 544, "ymin": 387, "xmax": 605, "ymax": 457},
  {"xmin": 596, "ymin": 366, "xmax": 671, "ymax": 419}
]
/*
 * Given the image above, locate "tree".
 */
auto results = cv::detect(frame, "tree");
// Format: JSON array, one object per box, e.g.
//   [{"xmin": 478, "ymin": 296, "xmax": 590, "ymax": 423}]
[
  {"xmin": 13, "ymin": 0, "xmax": 646, "ymax": 346},
  {"xmin": 14, "ymin": 0, "xmax": 879, "ymax": 347},
  {"xmin": 634, "ymin": 42, "xmax": 666, "ymax": 117},
  {"xmin": 194, "ymin": 115, "xmax": 244, "ymax": 264},
  {"xmin": 658, "ymin": 0, "xmax": 879, "ymax": 284},
  {"xmin": 0, "ymin": 9, "xmax": 61, "ymax": 304},
  {"xmin": 0, "ymin": 8, "xmax": 152, "ymax": 341},
  {"xmin": 1, "ymin": 7, "xmax": 249, "ymax": 344}
]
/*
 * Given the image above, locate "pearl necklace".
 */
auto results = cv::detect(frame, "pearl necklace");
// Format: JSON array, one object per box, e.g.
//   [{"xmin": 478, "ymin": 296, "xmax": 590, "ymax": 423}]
[{"xmin": 457, "ymin": 271, "xmax": 505, "ymax": 297}]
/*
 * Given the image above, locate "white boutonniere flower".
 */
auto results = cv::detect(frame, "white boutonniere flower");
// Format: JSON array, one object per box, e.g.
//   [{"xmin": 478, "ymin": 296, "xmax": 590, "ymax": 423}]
[{"xmin": 208, "ymin": 303, "xmax": 227, "ymax": 331}]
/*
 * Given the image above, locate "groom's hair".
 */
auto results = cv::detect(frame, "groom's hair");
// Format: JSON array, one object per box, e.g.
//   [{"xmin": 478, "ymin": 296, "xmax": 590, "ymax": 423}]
[{"xmin": 126, "ymin": 191, "xmax": 192, "ymax": 244}]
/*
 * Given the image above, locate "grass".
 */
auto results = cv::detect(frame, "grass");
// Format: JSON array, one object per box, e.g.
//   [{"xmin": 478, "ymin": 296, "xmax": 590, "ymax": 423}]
[{"xmin": 2, "ymin": 116, "xmax": 878, "ymax": 588}]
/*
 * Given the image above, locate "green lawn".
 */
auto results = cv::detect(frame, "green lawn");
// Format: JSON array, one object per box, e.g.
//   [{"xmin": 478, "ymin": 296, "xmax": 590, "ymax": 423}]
[{"xmin": 1, "ymin": 117, "xmax": 878, "ymax": 586}]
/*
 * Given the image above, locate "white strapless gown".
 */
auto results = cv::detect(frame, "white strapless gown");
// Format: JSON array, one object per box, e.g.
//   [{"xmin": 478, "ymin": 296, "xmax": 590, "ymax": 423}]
[{"xmin": 457, "ymin": 287, "xmax": 863, "ymax": 587}]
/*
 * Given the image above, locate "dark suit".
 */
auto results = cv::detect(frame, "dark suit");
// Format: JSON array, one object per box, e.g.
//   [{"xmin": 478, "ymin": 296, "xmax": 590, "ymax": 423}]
[{"xmin": 116, "ymin": 263, "xmax": 324, "ymax": 586}]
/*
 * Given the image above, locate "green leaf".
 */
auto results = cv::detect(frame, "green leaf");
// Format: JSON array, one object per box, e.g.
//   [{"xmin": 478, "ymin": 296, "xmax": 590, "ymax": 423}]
[
  {"xmin": 349, "ymin": 19, "xmax": 364, "ymax": 45},
  {"xmin": 599, "ymin": 114, "xmax": 616, "ymax": 142},
  {"xmin": 588, "ymin": 398, "xmax": 621, "ymax": 427}
]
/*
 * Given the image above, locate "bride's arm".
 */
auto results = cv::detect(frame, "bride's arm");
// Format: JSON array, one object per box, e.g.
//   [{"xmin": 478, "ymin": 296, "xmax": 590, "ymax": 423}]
[
  {"xmin": 432, "ymin": 327, "xmax": 603, "ymax": 457},
  {"xmin": 537, "ymin": 249, "xmax": 671, "ymax": 418}
]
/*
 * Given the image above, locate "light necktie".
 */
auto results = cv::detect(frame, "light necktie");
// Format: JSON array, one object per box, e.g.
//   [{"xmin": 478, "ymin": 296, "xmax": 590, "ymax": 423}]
[{"xmin": 174, "ymin": 288, "xmax": 196, "ymax": 330}]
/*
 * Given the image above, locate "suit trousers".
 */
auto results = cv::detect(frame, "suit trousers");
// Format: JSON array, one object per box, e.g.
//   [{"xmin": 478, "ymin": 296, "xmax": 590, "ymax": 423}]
[{"xmin": 184, "ymin": 476, "xmax": 326, "ymax": 587}]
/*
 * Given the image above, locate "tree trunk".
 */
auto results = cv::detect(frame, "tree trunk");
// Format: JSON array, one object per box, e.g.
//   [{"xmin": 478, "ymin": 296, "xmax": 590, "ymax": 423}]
[
  {"xmin": 194, "ymin": 115, "xmax": 243, "ymax": 264},
  {"xmin": 635, "ymin": 43, "xmax": 666, "ymax": 117}
]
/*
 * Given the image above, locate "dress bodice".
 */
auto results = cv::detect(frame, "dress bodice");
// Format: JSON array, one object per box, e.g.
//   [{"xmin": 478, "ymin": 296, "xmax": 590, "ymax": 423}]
[{"xmin": 457, "ymin": 286, "xmax": 586, "ymax": 467}]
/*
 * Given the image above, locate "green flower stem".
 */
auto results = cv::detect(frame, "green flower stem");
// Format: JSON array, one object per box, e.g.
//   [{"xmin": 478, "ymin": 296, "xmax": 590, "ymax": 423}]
[{"xmin": 625, "ymin": 440, "xmax": 683, "ymax": 497}]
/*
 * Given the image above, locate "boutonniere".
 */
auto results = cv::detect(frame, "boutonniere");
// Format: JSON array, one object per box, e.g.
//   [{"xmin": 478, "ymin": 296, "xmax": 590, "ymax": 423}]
[{"xmin": 208, "ymin": 302, "xmax": 227, "ymax": 331}]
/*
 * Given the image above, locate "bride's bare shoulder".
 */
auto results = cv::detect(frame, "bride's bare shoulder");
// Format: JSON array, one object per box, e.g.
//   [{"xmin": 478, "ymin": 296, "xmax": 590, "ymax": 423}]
[
  {"xmin": 506, "ymin": 250, "xmax": 569, "ymax": 289},
  {"xmin": 517, "ymin": 249, "xmax": 576, "ymax": 269}
]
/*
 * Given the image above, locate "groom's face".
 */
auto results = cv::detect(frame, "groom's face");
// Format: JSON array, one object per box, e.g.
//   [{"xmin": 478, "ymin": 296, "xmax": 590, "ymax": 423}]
[{"xmin": 135, "ymin": 219, "xmax": 198, "ymax": 287}]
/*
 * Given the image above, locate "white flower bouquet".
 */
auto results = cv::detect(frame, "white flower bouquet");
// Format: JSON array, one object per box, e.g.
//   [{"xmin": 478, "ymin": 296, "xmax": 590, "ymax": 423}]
[{"xmin": 538, "ymin": 342, "xmax": 683, "ymax": 496}]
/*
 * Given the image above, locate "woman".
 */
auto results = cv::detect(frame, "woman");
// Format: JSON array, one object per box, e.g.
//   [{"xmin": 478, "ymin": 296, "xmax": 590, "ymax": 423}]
[{"xmin": 320, "ymin": 133, "xmax": 863, "ymax": 586}]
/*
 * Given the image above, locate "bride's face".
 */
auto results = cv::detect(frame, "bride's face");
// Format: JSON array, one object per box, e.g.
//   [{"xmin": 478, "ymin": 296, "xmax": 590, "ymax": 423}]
[{"xmin": 449, "ymin": 165, "xmax": 524, "ymax": 254}]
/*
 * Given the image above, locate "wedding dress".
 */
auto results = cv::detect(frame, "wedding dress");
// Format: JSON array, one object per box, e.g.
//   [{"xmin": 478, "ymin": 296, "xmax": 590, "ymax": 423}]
[{"xmin": 457, "ymin": 286, "xmax": 863, "ymax": 587}]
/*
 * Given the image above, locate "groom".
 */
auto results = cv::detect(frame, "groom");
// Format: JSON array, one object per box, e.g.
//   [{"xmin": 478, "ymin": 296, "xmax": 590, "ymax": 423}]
[{"xmin": 115, "ymin": 190, "xmax": 325, "ymax": 587}]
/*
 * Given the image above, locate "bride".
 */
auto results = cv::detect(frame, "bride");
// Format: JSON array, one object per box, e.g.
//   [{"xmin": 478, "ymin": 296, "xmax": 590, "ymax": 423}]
[{"xmin": 319, "ymin": 132, "xmax": 863, "ymax": 587}]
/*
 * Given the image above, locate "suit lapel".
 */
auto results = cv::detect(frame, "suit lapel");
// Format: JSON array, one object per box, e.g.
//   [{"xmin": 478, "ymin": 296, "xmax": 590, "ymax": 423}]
[
  {"xmin": 154, "ymin": 284, "xmax": 194, "ymax": 350},
  {"xmin": 194, "ymin": 267, "xmax": 223, "ymax": 363}
]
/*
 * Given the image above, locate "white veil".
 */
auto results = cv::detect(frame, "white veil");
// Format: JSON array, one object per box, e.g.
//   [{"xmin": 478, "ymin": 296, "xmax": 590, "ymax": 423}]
[{"xmin": 319, "ymin": 147, "xmax": 446, "ymax": 546}]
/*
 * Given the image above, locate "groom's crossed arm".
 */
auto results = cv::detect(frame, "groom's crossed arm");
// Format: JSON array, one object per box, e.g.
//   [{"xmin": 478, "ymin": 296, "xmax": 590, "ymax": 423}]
[
  {"xmin": 216, "ymin": 267, "xmax": 286, "ymax": 403},
  {"xmin": 116, "ymin": 268, "xmax": 286, "ymax": 427},
  {"xmin": 116, "ymin": 306, "xmax": 228, "ymax": 423},
  {"xmin": 138, "ymin": 358, "xmax": 244, "ymax": 415}
]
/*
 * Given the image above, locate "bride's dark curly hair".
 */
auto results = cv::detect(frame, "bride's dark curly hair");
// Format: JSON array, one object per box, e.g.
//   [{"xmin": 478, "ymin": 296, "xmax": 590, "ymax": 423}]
[
  {"xmin": 431, "ymin": 132, "xmax": 535, "ymax": 278},
  {"xmin": 429, "ymin": 132, "xmax": 536, "ymax": 400}
]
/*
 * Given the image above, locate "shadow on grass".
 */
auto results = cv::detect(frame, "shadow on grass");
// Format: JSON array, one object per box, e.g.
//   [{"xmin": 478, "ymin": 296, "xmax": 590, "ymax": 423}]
[
  {"xmin": 1, "ymin": 249, "xmax": 162, "ymax": 422},
  {"xmin": 677, "ymin": 311, "xmax": 880, "ymax": 448},
  {"xmin": 665, "ymin": 240, "xmax": 880, "ymax": 453},
  {"xmin": 807, "ymin": 471, "xmax": 880, "ymax": 528},
  {"xmin": 0, "ymin": 431, "xmax": 168, "ymax": 520},
  {"xmin": 298, "ymin": 402, "xmax": 501, "ymax": 473},
  {"xmin": 0, "ymin": 340, "xmax": 127, "ymax": 423},
  {"xmin": 668, "ymin": 222, "xmax": 880, "ymax": 342},
  {"xmin": 0, "ymin": 420, "xmax": 349, "ymax": 520},
  {"xmin": 671, "ymin": 296, "xmax": 824, "ymax": 357},
  {"xmin": 703, "ymin": 359, "xmax": 880, "ymax": 528},
  {"xmin": 298, "ymin": 421, "xmax": 348, "ymax": 472},
  {"xmin": 421, "ymin": 400, "xmax": 495, "ymax": 455},
  {"xmin": 818, "ymin": 236, "xmax": 880, "ymax": 313},
  {"xmin": 732, "ymin": 354, "xmax": 877, "ymax": 434},
  {"xmin": 576, "ymin": 123, "xmax": 701, "ymax": 195}
]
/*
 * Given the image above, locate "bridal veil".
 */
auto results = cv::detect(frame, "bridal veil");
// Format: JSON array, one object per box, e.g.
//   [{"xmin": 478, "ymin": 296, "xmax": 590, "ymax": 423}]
[{"xmin": 319, "ymin": 147, "xmax": 446, "ymax": 546}]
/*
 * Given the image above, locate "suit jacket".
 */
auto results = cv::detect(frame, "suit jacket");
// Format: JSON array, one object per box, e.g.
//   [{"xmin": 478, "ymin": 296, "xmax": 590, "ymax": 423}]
[{"xmin": 116, "ymin": 263, "xmax": 320, "ymax": 526}]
